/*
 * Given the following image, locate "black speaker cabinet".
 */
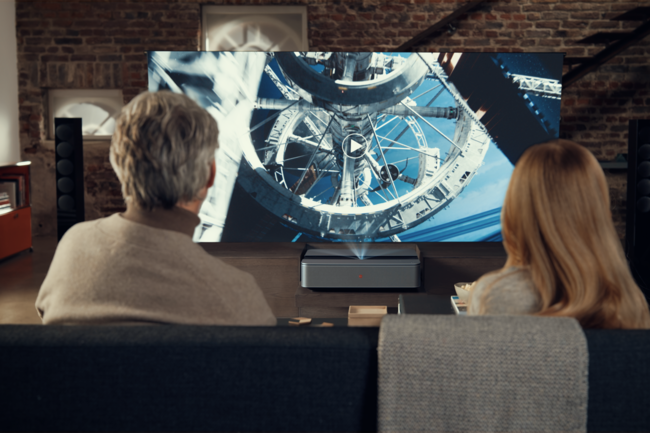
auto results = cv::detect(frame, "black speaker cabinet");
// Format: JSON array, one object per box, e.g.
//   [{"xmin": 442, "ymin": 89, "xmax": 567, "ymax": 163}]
[
  {"xmin": 54, "ymin": 118, "xmax": 85, "ymax": 241},
  {"xmin": 626, "ymin": 119, "xmax": 650, "ymax": 293}
]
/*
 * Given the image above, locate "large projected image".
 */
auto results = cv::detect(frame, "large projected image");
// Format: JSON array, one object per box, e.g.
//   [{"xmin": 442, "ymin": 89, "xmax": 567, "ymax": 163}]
[{"xmin": 148, "ymin": 51, "xmax": 562, "ymax": 242}]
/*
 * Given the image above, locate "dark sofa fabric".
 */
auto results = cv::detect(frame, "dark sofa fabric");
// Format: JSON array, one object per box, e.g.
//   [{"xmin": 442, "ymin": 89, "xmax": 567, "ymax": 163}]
[
  {"xmin": 1, "ymin": 325, "xmax": 650, "ymax": 432},
  {"xmin": 585, "ymin": 329, "xmax": 650, "ymax": 432},
  {"xmin": 0, "ymin": 325, "xmax": 379, "ymax": 432}
]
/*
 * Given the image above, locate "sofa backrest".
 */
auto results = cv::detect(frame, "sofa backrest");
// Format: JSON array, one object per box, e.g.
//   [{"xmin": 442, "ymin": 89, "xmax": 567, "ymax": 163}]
[
  {"xmin": 1, "ymin": 325, "xmax": 649, "ymax": 432},
  {"xmin": 584, "ymin": 329, "xmax": 650, "ymax": 432},
  {"xmin": 0, "ymin": 325, "xmax": 379, "ymax": 432}
]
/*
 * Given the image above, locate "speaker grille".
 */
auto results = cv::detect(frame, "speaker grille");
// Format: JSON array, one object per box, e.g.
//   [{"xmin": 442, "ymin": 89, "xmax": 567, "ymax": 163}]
[
  {"xmin": 627, "ymin": 120, "xmax": 650, "ymax": 296},
  {"xmin": 637, "ymin": 138, "xmax": 650, "ymax": 214},
  {"xmin": 56, "ymin": 141, "xmax": 74, "ymax": 158},
  {"xmin": 55, "ymin": 118, "xmax": 84, "ymax": 241}
]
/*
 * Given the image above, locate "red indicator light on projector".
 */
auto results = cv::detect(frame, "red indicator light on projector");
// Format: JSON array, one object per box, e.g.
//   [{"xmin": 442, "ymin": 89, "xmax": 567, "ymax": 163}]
[{"xmin": 359, "ymin": 275, "xmax": 363, "ymax": 278}]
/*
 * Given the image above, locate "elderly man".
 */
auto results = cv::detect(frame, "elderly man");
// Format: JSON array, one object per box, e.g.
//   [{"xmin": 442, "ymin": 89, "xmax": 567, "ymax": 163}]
[{"xmin": 36, "ymin": 91, "xmax": 276, "ymax": 326}]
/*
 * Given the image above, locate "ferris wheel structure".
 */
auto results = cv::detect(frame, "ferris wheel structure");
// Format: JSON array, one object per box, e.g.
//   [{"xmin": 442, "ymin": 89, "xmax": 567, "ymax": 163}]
[{"xmin": 237, "ymin": 52, "xmax": 493, "ymax": 242}]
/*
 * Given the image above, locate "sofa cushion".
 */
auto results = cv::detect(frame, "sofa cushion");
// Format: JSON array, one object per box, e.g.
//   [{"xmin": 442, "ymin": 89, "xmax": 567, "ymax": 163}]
[
  {"xmin": 0, "ymin": 325, "xmax": 379, "ymax": 432},
  {"xmin": 585, "ymin": 330, "xmax": 650, "ymax": 432}
]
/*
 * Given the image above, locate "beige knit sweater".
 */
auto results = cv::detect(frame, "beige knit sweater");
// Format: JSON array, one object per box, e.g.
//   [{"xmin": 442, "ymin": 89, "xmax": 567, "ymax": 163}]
[
  {"xmin": 36, "ymin": 208, "xmax": 276, "ymax": 326},
  {"xmin": 468, "ymin": 266, "xmax": 541, "ymax": 316}
]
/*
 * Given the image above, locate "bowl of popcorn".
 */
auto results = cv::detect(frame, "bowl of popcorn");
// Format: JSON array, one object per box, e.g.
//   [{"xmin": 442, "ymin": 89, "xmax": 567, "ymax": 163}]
[{"xmin": 454, "ymin": 282, "xmax": 475, "ymax": 303}]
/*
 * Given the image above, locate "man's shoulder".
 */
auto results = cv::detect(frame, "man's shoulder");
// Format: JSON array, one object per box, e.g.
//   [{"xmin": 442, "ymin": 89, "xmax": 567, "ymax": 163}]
[{"xmin": 58, "ymin": 215, "xmax": 115, "ymax": 243}]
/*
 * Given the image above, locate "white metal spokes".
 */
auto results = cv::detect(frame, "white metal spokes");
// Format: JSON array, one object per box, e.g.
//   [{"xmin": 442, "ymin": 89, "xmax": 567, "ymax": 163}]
[
  {"xmin": 234, "ymin": 53, "xmax": 492, "ymax": 240},
  {"xmin": 253, "ymin": 63, "xmax": 457, "ymax": 210},
  {"xmin": 254, "ymin": 102, "xmax": 440, "ymax": 210},
  {"xmin": 400, "ymin": 101, "xmax": 461, "ymax": 151}
]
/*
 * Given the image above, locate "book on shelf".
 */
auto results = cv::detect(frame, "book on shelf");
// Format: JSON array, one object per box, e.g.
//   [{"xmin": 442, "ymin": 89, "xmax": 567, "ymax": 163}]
[
  {"xmin": 451, "ymin": 296, "xmax": 467, "ymax": 315},
  {"xmin": 0, "ymin": 181, "xmax": 17, "ymax": 208},
  {"xmin": 0, "ymin": 192, "xmax": 12, "ymax": 215},
  {"xmin": 0, "ymin": 174, "xmax": 26, "ymax": 207}
]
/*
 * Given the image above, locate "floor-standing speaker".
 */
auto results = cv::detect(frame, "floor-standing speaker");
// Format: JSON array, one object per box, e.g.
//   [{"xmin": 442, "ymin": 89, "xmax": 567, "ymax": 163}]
[
  {"xmin": 54, "ymin": 118, "xmax": 85, "ymax": 241},
  {"xmin": 626, "ymin": 119, "xmax": 650, "ymax": 295}
]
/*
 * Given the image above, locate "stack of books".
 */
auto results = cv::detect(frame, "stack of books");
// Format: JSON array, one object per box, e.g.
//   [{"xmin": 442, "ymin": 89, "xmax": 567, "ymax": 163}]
[
  {"xmin": 0, "ymin": 172, "xmax": 26, "ymax": 210},
  {"xmin": 0, "ymin": 191, "xmax": 11, "ymax": 213}
]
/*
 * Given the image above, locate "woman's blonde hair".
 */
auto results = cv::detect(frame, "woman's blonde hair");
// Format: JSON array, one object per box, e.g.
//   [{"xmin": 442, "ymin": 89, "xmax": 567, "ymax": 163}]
[
  {"xmin": 110, "ymin": 91, "xmax": 219, "ymax": 210},
  {"xmin": 493, "ymin": 139, "xmax": 650, "ymax": 329}
]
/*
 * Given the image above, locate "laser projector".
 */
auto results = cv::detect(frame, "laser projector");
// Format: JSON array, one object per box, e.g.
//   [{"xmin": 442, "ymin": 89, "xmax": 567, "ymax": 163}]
[{"xmin": 300, "ymin": 248, "xmax": 421, "ymax": 291}]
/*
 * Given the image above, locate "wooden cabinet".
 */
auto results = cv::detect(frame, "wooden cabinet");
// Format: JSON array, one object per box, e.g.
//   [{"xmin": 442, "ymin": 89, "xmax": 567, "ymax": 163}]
[
  {"xmin": 0, "ymin": 162, "xmax": 32, "ymax": 260},
  {"xmin": 201, "ymin": 242, "xmax": 507, "ymax": 318}
]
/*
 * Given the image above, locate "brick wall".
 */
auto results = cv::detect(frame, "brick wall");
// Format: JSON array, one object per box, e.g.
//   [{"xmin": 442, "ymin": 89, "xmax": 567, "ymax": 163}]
[{"xmin": 15, "ymin": 0, "xmax": 650, "ymax": 238}]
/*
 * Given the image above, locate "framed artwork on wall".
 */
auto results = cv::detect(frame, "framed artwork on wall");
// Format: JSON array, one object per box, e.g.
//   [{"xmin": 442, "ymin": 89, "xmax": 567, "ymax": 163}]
[
  {"xmin": 48, "ymin": 89, "xmax": 123, "ymax": 140},
  {"xmin": 202, "ymin": 6, "xmax": 308, "ymax": 52}
]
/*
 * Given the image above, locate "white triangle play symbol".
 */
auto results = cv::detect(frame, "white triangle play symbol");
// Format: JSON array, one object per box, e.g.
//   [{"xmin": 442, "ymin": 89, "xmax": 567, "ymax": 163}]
[{"xmin": 350, "ymin": 139, "xmax": 363, "ymax": 153}]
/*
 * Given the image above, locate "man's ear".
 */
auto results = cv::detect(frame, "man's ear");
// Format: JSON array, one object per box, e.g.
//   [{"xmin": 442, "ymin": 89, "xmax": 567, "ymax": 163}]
[{"xmin": 206, "ymin": 159, "xmax": 216, "ymax": 189}]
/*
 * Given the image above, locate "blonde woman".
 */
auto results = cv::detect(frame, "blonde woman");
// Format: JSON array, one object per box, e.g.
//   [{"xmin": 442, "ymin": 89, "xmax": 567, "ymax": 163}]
[
  {"xmin": 37, "ymin": 91, "xmax": 276, "ymax": 326},
  {"xmin": 468, "ymin": 139, "xmax": 650, "ymax": 329}
]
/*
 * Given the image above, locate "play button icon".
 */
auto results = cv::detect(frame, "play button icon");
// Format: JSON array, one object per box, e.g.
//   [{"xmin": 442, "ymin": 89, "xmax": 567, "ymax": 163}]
[
  {"xmin": 342, "ymin": 133, "xmax": 368, "ymax": 159},
  {"xmin": 350, "ymin": 139, "xmax": 364, "ymax": 153}
]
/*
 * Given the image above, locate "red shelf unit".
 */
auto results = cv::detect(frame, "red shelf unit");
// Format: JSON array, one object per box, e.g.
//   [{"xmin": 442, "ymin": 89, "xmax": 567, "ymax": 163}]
[{"xmin": 0, "ymin": 162, "xmax": 32, "ymax": 260}]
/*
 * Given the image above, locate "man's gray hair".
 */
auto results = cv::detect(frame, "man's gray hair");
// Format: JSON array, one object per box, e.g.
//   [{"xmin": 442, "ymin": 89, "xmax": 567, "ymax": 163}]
[{"xmin": 110, "ymin": 91, "xmax": 219, "ymax": 210}]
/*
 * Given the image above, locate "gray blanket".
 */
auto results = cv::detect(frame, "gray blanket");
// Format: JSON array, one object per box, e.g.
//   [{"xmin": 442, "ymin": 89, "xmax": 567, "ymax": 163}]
[{"xmin": 378, "ymin": 315, "xmax": 588, "ymax": 432}]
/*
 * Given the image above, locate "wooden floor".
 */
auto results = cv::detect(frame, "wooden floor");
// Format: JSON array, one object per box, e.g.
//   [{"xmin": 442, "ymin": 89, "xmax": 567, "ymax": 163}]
[{"xmin": 0, "ymin": 236, "xmax": 57, "ymax": 324}]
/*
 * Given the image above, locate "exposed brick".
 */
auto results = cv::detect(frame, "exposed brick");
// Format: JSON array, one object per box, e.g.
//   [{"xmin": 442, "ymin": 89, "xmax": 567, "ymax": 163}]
[
  {"xmin": 124, "ymin": 54, "xmax": 145, "ymax": 62},
  {"xmin": 570, "ymin": 11, "xmax": 600, "ymax": 20},
  {"xmin": 590, "ymin": 21, "xmax": 621, "ymax": 30},
  {"xmin": 54, "ymin": 37, "xmax": 83, "ymax": 45},
  {"xmin": 41, "ymin": 54, "xmax": 69, "ymax": 62},
  {"xmin": 71, "ymin": 54, "xmax": 97, "ymax": 62},
  {"xmin": 85, "ymin": 36, "xmax": 113, "ymax": 45},
  {"xmin": 464, "ymin": 38, "xmax": 491, "ymax": 46},
  {"xmin": 535, "ymin": 21, "xmax": 560, "ymax": 29},
  {"xmin": 114, "ymin": 38, "xmax": 141, "ymax": 44},
  {"xmin": 23, "ymin": 46, "xmax": 45, "ymax": 53},
  {"xmin": 25, "ymin": 37, "xmax": 52, "ymax": 45},
  {"xmin": 52, "ymin": 19, "xmax": 73, "ymax": 27},
  {"xmin": 14, "ymin": 0, "xmax": 644, "ymax": 239},
  {"xmin": 484, "ymin": 21, "xmax": 504, "ymax": 29},
  {"xmin": 563, "ymin": 20, "xmax": 589, "ymax": 29},
  {"xmin": 539, "ymin": 38, "xmax": 562, "ymax": 47},
  {"xmin": 521, "ymin": 4, "xmax": 551, "ymax": 12},
  {"xmin": 525, "ymin": 30, "xmax": 552, "ymax": 38}
]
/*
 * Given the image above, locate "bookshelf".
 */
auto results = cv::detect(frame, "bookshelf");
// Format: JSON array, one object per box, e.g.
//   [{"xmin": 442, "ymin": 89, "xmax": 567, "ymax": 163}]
[{"xmin": 0, "ymin": 161, "xmax": 32, "ymax": 260}]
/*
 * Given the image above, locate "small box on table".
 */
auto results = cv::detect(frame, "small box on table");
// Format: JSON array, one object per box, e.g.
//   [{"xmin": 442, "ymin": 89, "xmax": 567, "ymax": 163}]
[{"xmin": 348, "ymin": 306, "xmax": 387, "ymax": 327}]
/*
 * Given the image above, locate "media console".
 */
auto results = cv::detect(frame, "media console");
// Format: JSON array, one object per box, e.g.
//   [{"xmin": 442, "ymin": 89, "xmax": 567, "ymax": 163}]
[{"xmin": 201, "ymin": 242, "xmax": 507, "ymax": 318}]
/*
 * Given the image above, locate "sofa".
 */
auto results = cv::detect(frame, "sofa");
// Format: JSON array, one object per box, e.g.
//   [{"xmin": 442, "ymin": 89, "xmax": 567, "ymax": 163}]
[{"xmin": 0, "ymin": 324, "xmax": 649, "ymax": 432}]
